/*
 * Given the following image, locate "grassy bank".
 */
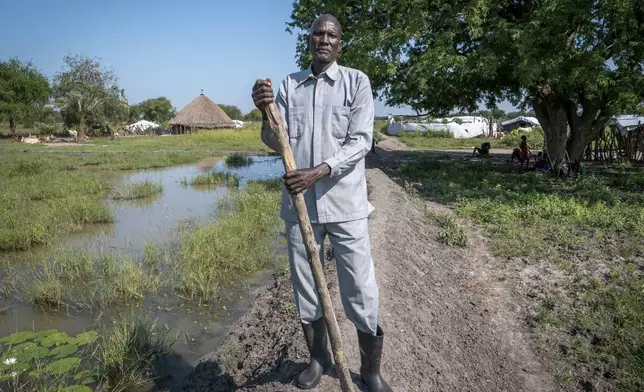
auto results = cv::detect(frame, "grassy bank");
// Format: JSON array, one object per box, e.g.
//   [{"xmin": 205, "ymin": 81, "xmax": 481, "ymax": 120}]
[
  {"xmin": 0, "ymin": 126, "xmax": 270, "ymax": 251},
  {"xmin": 113, "ymin": 180, "xmax": 163, "ymax": 200},
  {"xmin": 181, "ymin": 172, "xmax": 240, "ymax": 187},
  {"xmin": 173, "ymin": 179, "xmax": 284, "ymax": 302},
  {"xmin": 399, "ymin": 152, "xmax": 644, "ymax": 390}
]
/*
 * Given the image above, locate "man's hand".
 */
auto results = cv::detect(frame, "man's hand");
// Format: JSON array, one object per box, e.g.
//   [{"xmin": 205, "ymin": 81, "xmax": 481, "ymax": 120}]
[
  {"xmin": 252, "ymin": 79, "xmax": 274, "ymax": 110},
  {"xmin": 284, "ymin": 164, "xmax": 331, "ymax": 195}
]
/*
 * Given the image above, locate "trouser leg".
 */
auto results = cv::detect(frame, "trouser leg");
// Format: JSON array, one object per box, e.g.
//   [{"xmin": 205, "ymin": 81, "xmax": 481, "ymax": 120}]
[
  {"xmin": 326, "ymin": 219, "xmax": 379, "ymax": 336},
  {"xmin": 285, "ymin": 220, "xmax": 327, "ymax": 323}
]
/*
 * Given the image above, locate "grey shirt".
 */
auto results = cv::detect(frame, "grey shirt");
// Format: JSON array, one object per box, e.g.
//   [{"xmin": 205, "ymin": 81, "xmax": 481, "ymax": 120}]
[{"xmin": 261, "ymin": 62, "xmax": 375, "ymax": 224}]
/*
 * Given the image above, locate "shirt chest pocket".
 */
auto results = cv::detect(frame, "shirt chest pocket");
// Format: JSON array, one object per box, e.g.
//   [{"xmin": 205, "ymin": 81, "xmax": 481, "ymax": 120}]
[
  {"xmin": 288, "ymin": 106, "xmax": 307, "ymax": 139},
  {"xmin": 331, "ymin": 106, "xmax": 350, "ymax": 139}
]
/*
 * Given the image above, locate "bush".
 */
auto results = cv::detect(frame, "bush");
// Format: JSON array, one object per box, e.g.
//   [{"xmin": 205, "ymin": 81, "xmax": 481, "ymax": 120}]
[
  {"xmin": 36, "ymin": 123, "xmax": 65, "ymax": 136},
  {"xmin": 499, "ymin": 127, "xmax": 545, "ymax": 149}
]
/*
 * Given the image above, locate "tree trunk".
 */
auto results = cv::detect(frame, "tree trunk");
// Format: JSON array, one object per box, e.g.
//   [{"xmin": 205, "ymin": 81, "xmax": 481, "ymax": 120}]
[
  {"xmin": 565, "ymin": 99, "xmax": 608, "ymax": 163},
  {"xmin": 78, "ymin": 115, "xmax": 86, "ymax": 139},
  {"xmin": 533, "ymin": 97, "xmax": 569, "ymax": 164},
  {"xmin": 9, "ymin": 118, "xmax": 16, "ymax": 136}
]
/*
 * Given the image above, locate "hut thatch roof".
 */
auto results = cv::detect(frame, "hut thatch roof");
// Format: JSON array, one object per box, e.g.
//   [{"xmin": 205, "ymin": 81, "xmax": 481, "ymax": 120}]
[{"xmin": 169, "ymin": 93, "xmax": 236, "ymax": 129}]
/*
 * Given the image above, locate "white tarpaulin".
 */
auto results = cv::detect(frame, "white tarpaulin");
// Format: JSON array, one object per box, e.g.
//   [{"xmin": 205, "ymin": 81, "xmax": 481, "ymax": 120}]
[
  {"xmin": 233, "ymin": 120, "xmax": 245, "ymax": 128},
  {"xmin": 386, "ymin": 116, "xmax": 488, "ymax": 138},
  {"xmin": 124, "ymin": 120, "xmax": 159, "ymax": 133},
  {"xmin": 612, "ymin": 115, "xmax": 644, "ymax": 135}
]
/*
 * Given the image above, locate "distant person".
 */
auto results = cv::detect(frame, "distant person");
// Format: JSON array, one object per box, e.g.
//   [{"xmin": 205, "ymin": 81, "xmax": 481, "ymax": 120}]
[
  {"xmin": 371, "ymin": 136, "xmax": 379, "ymax": 154},
  {"xmin": 473, "ymin": 142, "xmax": 491, "ymax": 156},
  {"xmin": 508, "ymin": 135, "xmax": 531, "ymax": 167}
]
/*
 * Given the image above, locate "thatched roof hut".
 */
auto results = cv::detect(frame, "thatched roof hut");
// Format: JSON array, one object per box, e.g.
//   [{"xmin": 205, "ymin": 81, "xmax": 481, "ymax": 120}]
[{"xmin": 169, "ymin": 92, "xmax": 235, "ymax": 133}]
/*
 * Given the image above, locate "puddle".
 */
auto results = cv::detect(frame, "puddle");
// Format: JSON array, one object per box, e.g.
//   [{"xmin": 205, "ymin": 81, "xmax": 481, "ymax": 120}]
[{"xmin": 0, "ymin": 155, "xmax": 285, "ymax": 364}]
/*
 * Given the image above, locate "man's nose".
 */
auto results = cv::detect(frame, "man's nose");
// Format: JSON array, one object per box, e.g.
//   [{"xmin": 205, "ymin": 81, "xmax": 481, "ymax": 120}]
[{"xmin": 320, "ymin": 33, "xmax": 330, "ymax": 44}]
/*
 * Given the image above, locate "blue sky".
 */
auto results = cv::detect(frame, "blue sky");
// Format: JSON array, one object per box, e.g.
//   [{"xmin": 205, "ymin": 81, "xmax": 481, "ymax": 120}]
[{"xmin": 1, "ymin": 0, "xmax": 515, "ymax": 116}]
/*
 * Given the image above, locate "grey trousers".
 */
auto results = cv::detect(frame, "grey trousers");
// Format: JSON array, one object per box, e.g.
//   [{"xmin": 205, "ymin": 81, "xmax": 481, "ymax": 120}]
[{"xmin": 286, "ymin": 218, "xmax": 379, "ymax": 335}]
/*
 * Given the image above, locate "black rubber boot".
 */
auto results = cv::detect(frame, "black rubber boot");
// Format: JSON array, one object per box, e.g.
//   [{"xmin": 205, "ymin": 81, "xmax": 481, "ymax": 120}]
[
  {"xmin": 296, "ymin": 318, "xmax": 331, "ymax": 389},
  {"xmin": 357, "ymin": 325, "xmax": 392, "ymax": 392}
]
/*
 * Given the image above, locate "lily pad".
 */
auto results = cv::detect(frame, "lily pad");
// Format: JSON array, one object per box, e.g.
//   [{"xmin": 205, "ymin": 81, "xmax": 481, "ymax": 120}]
[
  {"xmin": 34, "ymin": 329, "xmax": 58, "ymax": 341},
  {"xmin": 69, "ymin": 331, "xmax": 98, "ymax": 346},
  {"xmin": 40, "ymin": 332, "xmax": 70, "ymax": 348},
  {"xmin": 48, "ymin": 343, "xmax": 78, "ymax": 359},
  {"xmin": 45, "ymin": 357, "xmax": 81, "ymax": 375},
  {"xmin": 0, "ymin": 331, "xmax": 35, "ymax": 345}
]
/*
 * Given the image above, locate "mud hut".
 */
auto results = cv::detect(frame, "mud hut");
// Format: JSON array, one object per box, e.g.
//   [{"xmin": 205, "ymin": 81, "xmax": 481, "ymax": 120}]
[{"xmin": 169, "ymin": 92, "xmax": 236, "ymax": 133}]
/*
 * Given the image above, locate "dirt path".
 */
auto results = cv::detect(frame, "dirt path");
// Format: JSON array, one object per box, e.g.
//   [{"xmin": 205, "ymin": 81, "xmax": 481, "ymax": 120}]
[{"xmin": 181, "ymin": 144, "xmax": 558, "ymax": 392}]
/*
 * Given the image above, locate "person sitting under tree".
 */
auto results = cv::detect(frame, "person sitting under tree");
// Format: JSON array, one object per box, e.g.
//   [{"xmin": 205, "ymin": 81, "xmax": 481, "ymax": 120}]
[
  {"xmin": 508, "ymin": 135, "xmax": 531, "ymax": 168},
  {"xmin": 473, "ymin": 142, "xmax": 491, "ymax": 156}
]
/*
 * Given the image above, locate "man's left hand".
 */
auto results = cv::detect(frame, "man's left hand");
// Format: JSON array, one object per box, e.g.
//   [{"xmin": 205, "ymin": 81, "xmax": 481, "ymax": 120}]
[{"xmin": 284, "ymin": 164, "xmax": 331, "ymax": 195}]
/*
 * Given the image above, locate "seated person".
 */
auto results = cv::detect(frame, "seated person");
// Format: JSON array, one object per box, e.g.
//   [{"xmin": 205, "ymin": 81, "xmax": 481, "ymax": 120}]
[
  {"xmin": 508, "ymin": 136, "xmax": 531, "ymax": 167},
  {"xmin": 473, "ymin": 142, "xmax": 491, "ymax": 156}
]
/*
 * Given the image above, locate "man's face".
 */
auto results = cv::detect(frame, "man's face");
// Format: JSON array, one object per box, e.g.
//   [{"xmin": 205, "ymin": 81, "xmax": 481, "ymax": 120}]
[{"xmin": 310, "ymin": 19, "xmax": 341, "ymax": 65}]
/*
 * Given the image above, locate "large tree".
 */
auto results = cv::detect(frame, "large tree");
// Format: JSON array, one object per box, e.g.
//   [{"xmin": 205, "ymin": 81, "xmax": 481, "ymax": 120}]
[
  {"xmin": 130, "ymin": 97, "xmax": 175, "ymax": 124},
  {"xmin": 219, "ymin": 104, "xmax": 243, "ymax": 120},
  {"xmin": 287, "ymin": 0, "xmax": 644, "ymax": 163},
  {"xmin": 244, "ymin": 108, "xmax": 263, "ymax": 122},
  {"xmin": 53, "ymin": 55, "xmax": 127, "ymax": 138},
  {"xmin": 0, "ymin": 59, "xmax": 50, "ymax": 135}
]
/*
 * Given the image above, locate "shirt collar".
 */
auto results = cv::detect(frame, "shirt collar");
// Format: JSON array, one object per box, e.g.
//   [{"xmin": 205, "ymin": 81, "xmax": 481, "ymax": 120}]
[{"xmin": 300, "ymin": 61, "xmax": 340, "ymax": 84}]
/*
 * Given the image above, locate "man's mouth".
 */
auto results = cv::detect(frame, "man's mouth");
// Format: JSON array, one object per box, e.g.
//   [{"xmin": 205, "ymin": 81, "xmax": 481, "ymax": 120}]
[{"xmin": 316, "ymin": 48, "xmax": 330, "ymax": 54}]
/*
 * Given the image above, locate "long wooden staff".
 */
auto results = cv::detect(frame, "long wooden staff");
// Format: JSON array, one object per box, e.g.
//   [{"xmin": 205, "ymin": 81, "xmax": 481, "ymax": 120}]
[{"xmin": 260, "ymin": 80, "xmax": 354, "ymax": 392}]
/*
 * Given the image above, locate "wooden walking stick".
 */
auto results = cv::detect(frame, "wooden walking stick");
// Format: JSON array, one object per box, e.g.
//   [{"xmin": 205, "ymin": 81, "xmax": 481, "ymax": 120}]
[{"xmin": 260, "ymin": 79, "xmax": 355, "ymax": 392}]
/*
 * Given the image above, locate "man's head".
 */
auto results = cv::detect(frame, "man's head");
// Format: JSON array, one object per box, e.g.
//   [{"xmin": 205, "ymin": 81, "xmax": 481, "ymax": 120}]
[
  {"xmin": 521, "ymin": 135, "xmax": 527, "ymax": 141},
  {"xmin": 309, "ymin": 14, "xmax": 342, "ymax": 67}
]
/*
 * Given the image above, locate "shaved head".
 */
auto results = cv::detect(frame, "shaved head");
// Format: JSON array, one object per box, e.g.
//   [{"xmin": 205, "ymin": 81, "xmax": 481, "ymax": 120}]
[{"xmin": 310, "ymin": 14, "xmax": 342, "ymax": 38}]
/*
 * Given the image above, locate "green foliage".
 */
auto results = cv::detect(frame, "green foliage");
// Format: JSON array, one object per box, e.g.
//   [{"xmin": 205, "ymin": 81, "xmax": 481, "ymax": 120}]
[
  {"xmin": 15, "ymin": 249, "xmax": 160, "ymax": 310},
  {"xmin": 0, "ymin": 329, "xmax": 97, "ymax": 391},
  {"xmin": 112, "ymin": 180, "xmax": 163, "ymax": 200},
  {"xmin": 181, "ymin": 172, "xmax": 240, "ymax": 187},
  {"xmin": 287, "ymin": 0, "xmax": 644, "ymax": 161},
  {"xmin": 430, "ymin": 212, "xmax": 468, "ymax": 248},
  {"xmin": 219, "ymin": 104, "xmax": 243, "ymax": 120},
  {"xmin": 0, "ymin": 58, "xmax": 51, "ymax": 135},
  {"xmin": 244, "ymin": 108, "xmax": 263, "ymax": 122},
  {"xmin": 130, "ymin": 97, "xmax": 175, "ymax": 124},
  {"xmin": 172, "ymin": 180, "xmax": 284, "ymax": 301},
  {"xmin": 498, "ymin": 127, "xmax": 545, "ymax": 150},
  {"xmin": 53, "ymin": 54, "xmax": 128, "ymax": 136},
  {"xmin": 97, "ymin": 315, "xmax": 171, "ymax": 392},
  {"xmin": 225, "ymin": 154, "xmax": 253, "ymax": 168}
]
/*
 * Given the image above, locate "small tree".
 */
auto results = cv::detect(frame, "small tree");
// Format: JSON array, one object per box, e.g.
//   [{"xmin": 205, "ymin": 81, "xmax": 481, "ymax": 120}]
[
  {"xmin": 53, "ymin": 55, "xmax": 126, "ymax": 138},
  {"xmin": 219, "ymin": 104, "xmax": 243, "ymax": 120},
  {"xmin": 244, "ymin": 108, "xmax": 263, "ymax": 122},
  {"xmin": 131, "ymin": 97, "xmax": 175, "ymax": 124},
  {"xmin": 0, "ymin": 59, "xmax": 50, "ymax": 135}
]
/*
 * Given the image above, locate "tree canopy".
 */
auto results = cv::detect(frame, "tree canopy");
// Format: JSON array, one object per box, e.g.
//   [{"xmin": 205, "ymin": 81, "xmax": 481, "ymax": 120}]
[
  {"xmin": 219, "ymin": 104, "xmax": 243, "ymax": 120},
  {"xmin": 287, "ymin": 0, "xmax": 644, "ymax": 162},
  {"xmin": 53, "ymin": 55, "xmax": 127, "ymax": 137},
  {"xmin": 130, "ymin": 97, "xmax": 175, "ymax": 125},
  {"xmin": 244, "ymin": 108, "xmax": 263, "ymax": 122},
  {"xmin": 0, "ymin": 58, "xmax": 51, "ymax": 134}
]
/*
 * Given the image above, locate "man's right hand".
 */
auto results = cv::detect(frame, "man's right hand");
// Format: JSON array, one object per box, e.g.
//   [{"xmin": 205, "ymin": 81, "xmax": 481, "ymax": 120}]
[{"xmin": 252, "ymin": 79, "xmax": 274, "ymax": 110}]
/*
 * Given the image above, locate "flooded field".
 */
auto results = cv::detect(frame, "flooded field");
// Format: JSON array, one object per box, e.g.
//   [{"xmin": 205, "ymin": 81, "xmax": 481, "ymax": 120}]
[{"xmin": 0, "ymin": 155, "xmax": 285, "ymax": 364}]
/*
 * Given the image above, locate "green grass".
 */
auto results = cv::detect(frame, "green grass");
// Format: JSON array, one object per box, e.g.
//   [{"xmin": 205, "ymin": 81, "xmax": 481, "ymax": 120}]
[
  {"xmin": 181, "ymin": 172, "xmax": 240, "ymax": 187},
  {"xmin": 172, "ymin": 180, "xmax": 284, "ymax": 302},
  {"xmin": 97, "ymin": 315, "xmax": 171, "ymax": 392},
  {"xmin": 15, "ymin": 249, "xmax": 160, "ymax": 310},
  {"xmin": 399, "ymin": 152, "xmax": 644, "ymax": 390},
  {"xmin": 225, "ymin": 154, "xmax": 253, "ymax": 167},
  {"xmin": 112, "ymin": 181, "xmax": 163, "ymax": 200},
  {"xmin": 427, "ymin": 212, "xmax": 468, "ymax": 247},
  {"xmin": 396, "ymin": 126, "xmax": 545, "ymax": 151}
]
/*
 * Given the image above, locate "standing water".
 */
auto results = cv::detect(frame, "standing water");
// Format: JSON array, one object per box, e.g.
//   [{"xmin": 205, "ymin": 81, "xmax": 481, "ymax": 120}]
[{"xmin": 0, "ymin": 155, "xmax": 285, "ymax": 364}]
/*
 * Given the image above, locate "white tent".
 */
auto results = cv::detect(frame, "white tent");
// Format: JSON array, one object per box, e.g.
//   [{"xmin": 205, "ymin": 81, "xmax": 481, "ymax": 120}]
[
  {"xmin": 124, "ymin": 120, "xmax": 159, "ymax": 134},
  {"xmin": 612, "ymin": 115, "xmax": 644, "ymax": 135},
  {"xmin": 386, "ymin": 116, "xmax": 488, "ymax": 139},
  {"xmin": 233, "ymin": 120, "xmax": 245, "ymax": 128},
  {"xmin": 501, "ymin": 116, "xmax": 540, "ymax": 132}
]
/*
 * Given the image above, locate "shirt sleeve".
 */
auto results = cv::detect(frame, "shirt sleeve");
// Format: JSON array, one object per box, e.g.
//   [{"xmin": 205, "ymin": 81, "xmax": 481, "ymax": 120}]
[
  {"xmin": 261, "ymin": 79, "xmax": 288, "ymax": 153},
  {"xmin": 323, "ymin": 74, "xmax": 374, "ymax": 177}
]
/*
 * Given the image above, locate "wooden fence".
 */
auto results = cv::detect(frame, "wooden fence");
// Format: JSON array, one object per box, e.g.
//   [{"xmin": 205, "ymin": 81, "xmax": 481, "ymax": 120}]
[{"xmin": 583, "ymin": 125, "xmax": 644, "ymax": 163}]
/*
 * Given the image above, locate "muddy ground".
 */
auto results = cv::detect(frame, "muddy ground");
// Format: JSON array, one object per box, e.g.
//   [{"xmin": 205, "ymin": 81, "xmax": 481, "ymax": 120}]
[{"xmin": 180, "ymin": 140, "xmax": 560, "ymax": 392}]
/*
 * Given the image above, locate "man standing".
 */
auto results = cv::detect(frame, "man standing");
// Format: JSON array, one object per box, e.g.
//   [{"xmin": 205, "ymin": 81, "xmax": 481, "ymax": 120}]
[{"xmin": 251, "ymin": 14, "xmax": 391, "ymax": 392}]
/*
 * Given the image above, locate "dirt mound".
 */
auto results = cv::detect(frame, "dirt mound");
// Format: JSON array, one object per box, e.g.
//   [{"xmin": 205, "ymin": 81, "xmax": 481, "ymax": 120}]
[{"xmin": 182, "ymin": 161, "xmax": 559, "ymax": 391}]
